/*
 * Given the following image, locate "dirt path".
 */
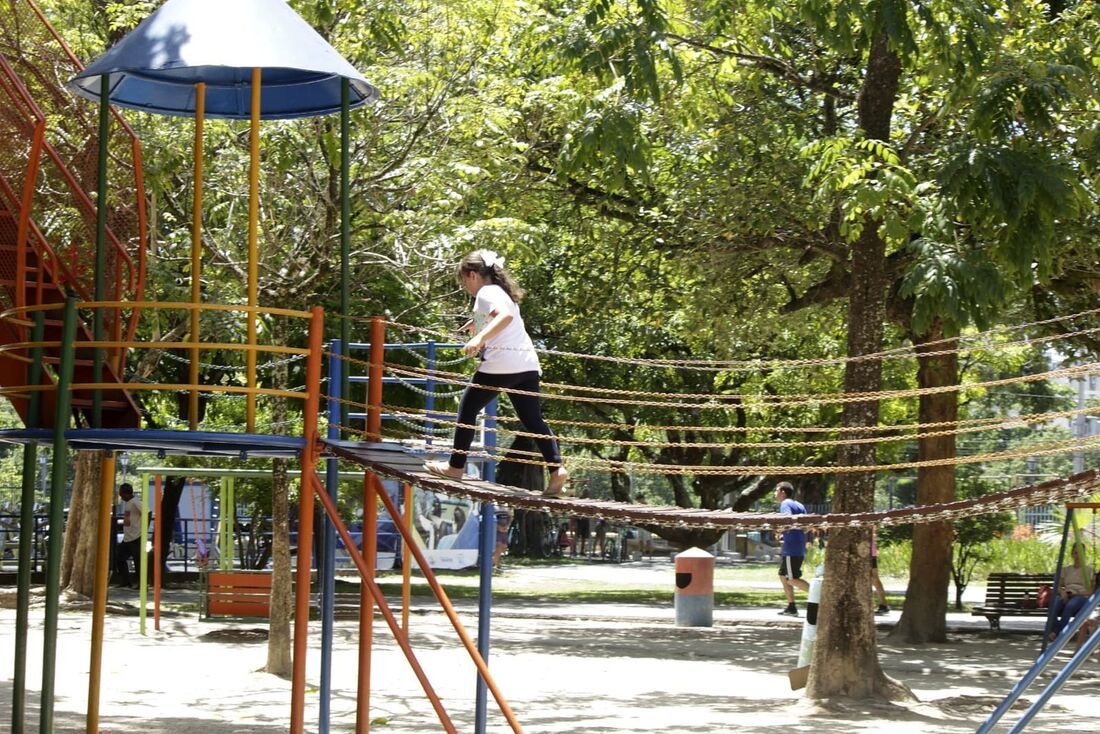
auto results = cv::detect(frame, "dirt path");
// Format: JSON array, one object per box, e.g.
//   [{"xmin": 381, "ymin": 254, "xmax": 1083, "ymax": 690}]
[{"xmin": 3, "ymin": 583, "xmax": 1099, "ymax": 734}]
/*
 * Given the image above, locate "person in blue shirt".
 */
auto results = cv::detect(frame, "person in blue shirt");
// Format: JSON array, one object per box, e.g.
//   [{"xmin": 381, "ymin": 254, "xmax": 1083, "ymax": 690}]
[{"xmin": 775, "ymin": 481, "xmax": 809, "ymax": 616}]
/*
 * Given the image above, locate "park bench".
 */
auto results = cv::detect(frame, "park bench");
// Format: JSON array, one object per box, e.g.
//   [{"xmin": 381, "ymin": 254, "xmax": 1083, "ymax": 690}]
[
  {"xmin": 972, "ymin": 572, "xmax": 1054, "ymax": 630},
  {"xmin": 203, "ymin": 570, "xmax": 272, "ymax": 619}
]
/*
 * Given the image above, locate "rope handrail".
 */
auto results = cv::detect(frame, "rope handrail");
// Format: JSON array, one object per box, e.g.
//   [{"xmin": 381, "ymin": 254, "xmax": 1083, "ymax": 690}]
[
  {"xmin": 365, "ymin": 397, "xmax": 1007, "ymax": 433},
  {"xmin": 384, "ymin": 360, "xmax": 1100, "ymax": 410},
  {"xmin": 327, "ymin": 390, "xmax": 1099, "ymax": 437},
  {"xmin": 374, "ymin": 307, "xmax": 1100, "ymax": 371},
  {"xmin": 374, "ymin": 402, "xmax": 1100, "ymax": 451},
  {"xmin": 332, "ymin": 420, "xmax": 1100, "ymax": 476}
]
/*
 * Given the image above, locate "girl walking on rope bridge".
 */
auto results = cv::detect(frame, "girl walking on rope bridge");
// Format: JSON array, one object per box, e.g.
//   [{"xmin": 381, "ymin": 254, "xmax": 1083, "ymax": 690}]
[{"xmin": 425, "ymin": 250, "xmax": 570, "ymax": 495}]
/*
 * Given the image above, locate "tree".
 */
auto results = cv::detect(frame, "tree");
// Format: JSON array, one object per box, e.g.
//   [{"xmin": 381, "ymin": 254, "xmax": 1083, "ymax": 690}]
[{"xmin": 952, "ymin": 512, "xmax": 1015, "ymax": 610}]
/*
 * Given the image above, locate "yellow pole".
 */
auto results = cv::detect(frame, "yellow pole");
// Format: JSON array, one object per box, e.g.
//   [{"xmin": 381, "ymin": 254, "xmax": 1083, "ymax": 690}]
[
  {"xmin": 189, "ymin": 82, "xmax": 205, "ymax": 430},
  {"xmin": 247, "ymin": 68, "xmax": 261, "ymax": 432},
  {"xmin": 86, "ymin": 451, "xmax": 116, "ymax": 734}
]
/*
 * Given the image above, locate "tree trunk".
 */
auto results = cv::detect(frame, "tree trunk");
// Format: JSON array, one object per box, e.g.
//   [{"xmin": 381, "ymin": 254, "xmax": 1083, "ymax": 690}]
[
  {"xmin": 60, "ymin": 451, "xmax": 104, "ymax": 596},
  {"xmin": 267, "ymin": 314, "xmax": 293, "ymax": 675},
  {"xmin": 807, "ymin": 27, "xmax": 908, "ymax": 701},
  {"xmin": 890, "ymin": 323, "xmax": 957, "ymax": 643},
  {"xmin": 154, "ymin": 477, "xmax": 185, "ymax": 577},
  {"xmin": 267, "ymin": 457, "xmax": 292, "ymax": 675}
]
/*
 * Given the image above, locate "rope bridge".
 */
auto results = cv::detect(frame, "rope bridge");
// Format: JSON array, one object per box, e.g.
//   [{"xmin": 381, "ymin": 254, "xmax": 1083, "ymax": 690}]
[{"xmin": 329, "ymin": 441, "xmax": 1100, "ymax": 531}]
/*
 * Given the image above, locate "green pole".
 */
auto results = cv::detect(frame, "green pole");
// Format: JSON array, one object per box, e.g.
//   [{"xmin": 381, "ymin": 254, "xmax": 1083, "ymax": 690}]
[
  {"xmin": 93, "ymin": 74, "xmax": 110, "ymax": 428},
  {"xmin": 340, "ymin": 78, "xmax": 350, "ymax": 438},
  {"xmin": 13, "ymin": 312, "xmax": 44, "ymax": 734},
  {"xmin": 40, "ymin": 298, "xmax": 77, "ymax": 734},
  {"xmin": 139, "ymin": 476, "xmax": 150, "ymax": 635},
  {"xmin": 218, "ymin": 481, "xmax": 228, "ymax": 571},
  {"xmin": 227, "ymin": 476, "xmax": 236, "ymax": 569}
]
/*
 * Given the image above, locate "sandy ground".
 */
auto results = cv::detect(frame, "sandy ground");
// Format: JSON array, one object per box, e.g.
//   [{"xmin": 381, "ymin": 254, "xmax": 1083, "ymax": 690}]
[{"xmin": 3, "ymin": 562, "xmax": 1100, "ymax": 734}]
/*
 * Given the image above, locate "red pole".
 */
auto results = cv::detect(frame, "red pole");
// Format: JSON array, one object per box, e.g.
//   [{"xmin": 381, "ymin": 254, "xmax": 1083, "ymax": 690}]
[
  {"xmin": 356, "ymin": 316, "xmax": 384, "ymax": 729},
  {"xmin": 366, "ymin": 316, "xmax": 384, "ymax": 442},
  {"xmin": 356, "ymin": 473, "xmax": 378, "ymax": 732},
  {"xmin": 290, "ymin": 307, "xmax": 324, "ymax": 734},
  {"xmin": 310, "ymin": 473, "xmax": 460, "ymax": 733}
]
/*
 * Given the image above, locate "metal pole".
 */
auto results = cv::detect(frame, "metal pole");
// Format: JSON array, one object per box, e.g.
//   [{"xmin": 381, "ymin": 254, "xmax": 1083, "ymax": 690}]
[
  {"xmin": 93, "ymin": 75, "xmax": 109, "ymax": 428},
  {"xmin": 1042, "ymin": 511, "xmax": 1074, "ymax": 652},
  {"xmin": 290, "ymin": 307, "xmax": 324, "ymax": 734},
  {"xmin": 319, "ymin": 484, "xmax": 336, "ymax": 734},
  {"xmin": 40, "ymin": 297, "xmax": 77, "ymax": 734},
  {"xmin": 425, "ymin": 341, "xmax": 437, "ymax": 445},
  {"xmin": 320, "ymin": 342, "xmax": 343, "ymax": 734},
  {"xmin": 475, "ymin": 397, "xmax": 498, "ymax": 734},
  {"xmin": 87, "ymin": 451, "xmax": 116, "ymax": 732},
  {"xmin": 359, "ymin": 473, "xmax": 379, "ymax": 732},
  {"xmin": 363, "ymin": 321, "xmax": 385, "ymax": 731},
  {"xmin": 402, "ymin": 481, "xmax": 413, "ymax": 634},
  {"xmin": 246, "ymin": 68, "xmax": 261, "ymax": 432},
  {"xmin": 340, "ymin": 78, "xmax": 351, "ymax": 438},
  {"xmin": 154, "ymin": 475, "xmax": 163, "ymax": 631},
  {"xmin": 189, "ymin": 82, "xmax": 205, "ymax": 430},
  {"xmin": 139, "ymin": 469, "xmax": 151, "ymax": 635},
  {"xmin": 1007, "ymin": 591, "xmax": 1100, "ymax": 733},
  {"xmin": 367, "ymin": 317, "xmax": 385, "ymax": 442},
  {"xmin": 12, "ymin": 311, "xmax": 43, "ymax": 734},
  {"xmin": 978, "ymin": 589, "xmax": 1100, "ymax": 734}
]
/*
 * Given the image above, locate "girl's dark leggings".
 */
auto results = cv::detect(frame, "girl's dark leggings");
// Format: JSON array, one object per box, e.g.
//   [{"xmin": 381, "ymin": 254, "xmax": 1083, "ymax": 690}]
[{"xmin": 449, "ymin": 370, "xmax": 561, "ymax": 471}]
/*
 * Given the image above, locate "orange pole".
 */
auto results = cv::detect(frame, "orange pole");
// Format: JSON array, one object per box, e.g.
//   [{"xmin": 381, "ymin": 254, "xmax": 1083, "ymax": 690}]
[
  {"xmin": 373, "ymin": 482, "xmax": 524, "ymax": 733},
  {"xmin": 189, "ymin": 82, "xmax": 205, "ymax": 430},
  {"xmin": 86, "ymin": 451, "xmax": 116, "ymax": 733},
  {"xmin": 402, "ymin": 481, "xmax": 413, "ymax": 634},
  {"xmin": 366, "ymin": 317, "xmax": 385, "ymax": 442},
  {"xmin": 310, "ymin": 473, "xmax": 460, "ymax": 734},
  {"xmin": 356, "ymin": 472, "xmax": 378, "ymax": 732},
  {"xmin": 354, "ymin": 315, "xmax": 384, "ymax": 730},
  {"xmin": 246, "ymin": 69, "xmax": 261, "ymax": 432},
  {"xmin": 290, "ymin": 307, "xmax": 324, "ymax": 734},
  {"xmin": 154, "ymin": 475, "xmax": 162, "ymax": 631}
]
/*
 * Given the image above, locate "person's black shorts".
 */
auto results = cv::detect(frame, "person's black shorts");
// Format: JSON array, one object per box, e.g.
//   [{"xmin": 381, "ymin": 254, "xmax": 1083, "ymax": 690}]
[
  {"xmin": 778, "ymin": 555, "xmax": 804, "ymax": 580},
  {"xmin": 871, "ymin": 557, "xmax": 878, "ymax": 569}
]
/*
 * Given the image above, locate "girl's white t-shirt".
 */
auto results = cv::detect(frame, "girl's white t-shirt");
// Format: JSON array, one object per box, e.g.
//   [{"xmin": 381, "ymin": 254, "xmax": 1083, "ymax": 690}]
[{"xmin": 473, "ymin": 284, "xmax": 541, "ymax": 374}]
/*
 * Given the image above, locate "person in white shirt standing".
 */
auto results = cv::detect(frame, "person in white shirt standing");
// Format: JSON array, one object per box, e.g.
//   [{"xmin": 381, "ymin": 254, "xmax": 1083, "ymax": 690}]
[
  {"xmin": 112, "ymin": 482, "xmax": 143, "ymax": 588},
  {"xmin": 425, "ymin": 249, "xmax": 570, "ymax": 495}
]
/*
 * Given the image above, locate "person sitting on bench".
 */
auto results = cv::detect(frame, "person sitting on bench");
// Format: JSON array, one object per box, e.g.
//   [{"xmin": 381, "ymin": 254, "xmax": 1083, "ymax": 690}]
[{"xmin": 1051, "ymin": 542, "xmax": 1094, "ymax": 640}]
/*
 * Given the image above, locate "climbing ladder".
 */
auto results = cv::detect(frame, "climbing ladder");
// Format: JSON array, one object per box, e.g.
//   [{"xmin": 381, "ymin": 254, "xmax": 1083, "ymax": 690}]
[{"xmin": 0, "ymin": 0, "xmax": 145, "ymax": 428}]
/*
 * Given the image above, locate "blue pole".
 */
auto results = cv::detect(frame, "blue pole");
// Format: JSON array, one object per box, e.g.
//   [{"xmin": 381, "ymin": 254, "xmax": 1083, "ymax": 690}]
[
  {"xmin": 977, "ymin": 590, "xmax": 1100, "ymax": 734},
  {"xmin": 474, "ymin": 397, "xmax": 498, "ymax": 734},
  {"xmin": 425, "ymin": 340, "xmax": 437, "ymax": 446},
  {"xmin": 319, "ymin": 340, "xmax": 344, "ymax": 734},
  {"xmin": 1007, "ymin": 591, "xmax": 1100, "ymax": 733},
  {"xmin": 1042, "ymin": 511, "xmax": 1074, "ymax": 652}
]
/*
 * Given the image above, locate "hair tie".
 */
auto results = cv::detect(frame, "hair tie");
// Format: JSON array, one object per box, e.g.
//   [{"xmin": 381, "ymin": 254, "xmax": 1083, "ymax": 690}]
[{"xmin": 479, "ymin": 249, "xmax": 505, "ymax": 269}]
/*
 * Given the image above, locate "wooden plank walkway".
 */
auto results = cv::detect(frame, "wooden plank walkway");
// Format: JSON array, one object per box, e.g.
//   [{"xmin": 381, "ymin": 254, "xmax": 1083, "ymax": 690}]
[{"xmin": 325, "ymin": 440, "xmax": 1100, "ymax": 531}]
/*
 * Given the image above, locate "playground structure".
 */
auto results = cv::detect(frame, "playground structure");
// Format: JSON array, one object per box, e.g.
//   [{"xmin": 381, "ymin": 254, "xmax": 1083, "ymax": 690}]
[{"xmin": 3, "ymin": 1, "xmax": 1100, "ymax": 734}]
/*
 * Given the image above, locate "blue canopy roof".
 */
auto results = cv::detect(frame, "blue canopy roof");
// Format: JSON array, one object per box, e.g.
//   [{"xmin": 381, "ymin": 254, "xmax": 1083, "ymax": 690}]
[{"xmin": 68, "ymin": 0, "xmax": 378, "ymax": 119}]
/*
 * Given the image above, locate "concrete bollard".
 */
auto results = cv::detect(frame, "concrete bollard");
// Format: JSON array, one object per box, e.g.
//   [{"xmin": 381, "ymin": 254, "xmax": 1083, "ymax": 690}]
[
  {"xmin": 797, "ymin": 575, "xmax": 823, "ymax": 667},
  {"xmin": 674, "ymin": 547, "xmax": 714, "ymax": 627}
]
